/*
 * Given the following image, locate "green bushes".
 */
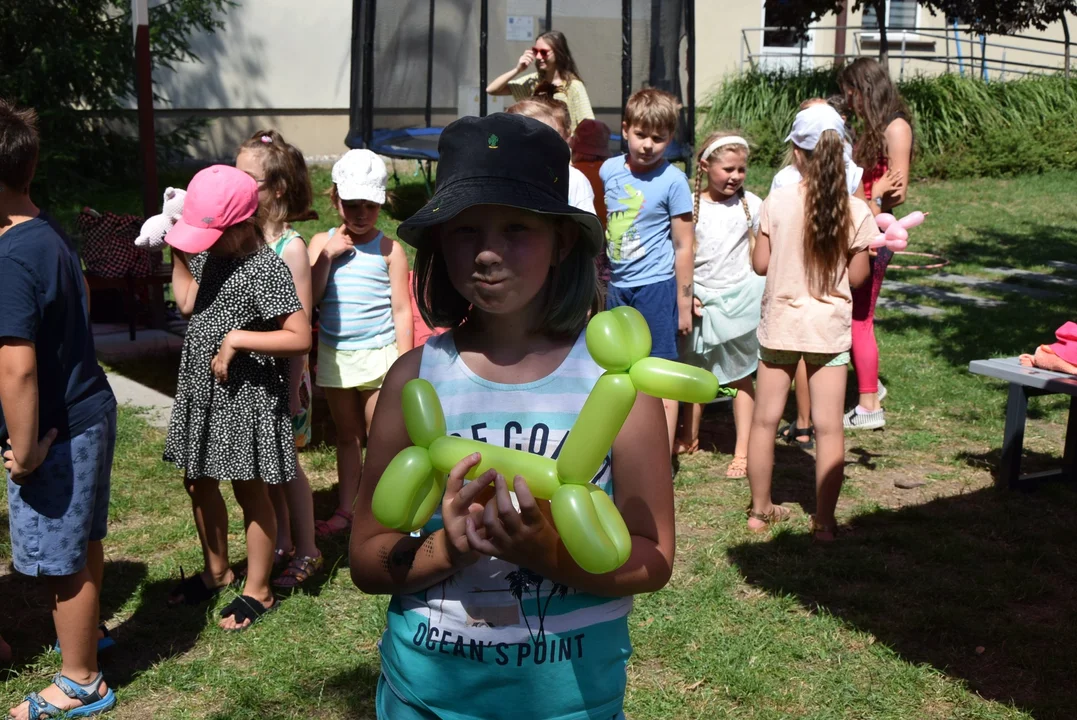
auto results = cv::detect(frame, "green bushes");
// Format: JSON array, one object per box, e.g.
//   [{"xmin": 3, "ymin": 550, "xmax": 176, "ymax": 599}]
[{"xmin": 700, "ymin": 69, "xmax": 1077, "ymax": 178}]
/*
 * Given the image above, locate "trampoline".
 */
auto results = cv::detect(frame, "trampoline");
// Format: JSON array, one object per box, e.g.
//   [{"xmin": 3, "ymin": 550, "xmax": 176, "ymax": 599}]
[{"xmin": 347, "ymin": 0, "xmax": 697, "ymax": 186}]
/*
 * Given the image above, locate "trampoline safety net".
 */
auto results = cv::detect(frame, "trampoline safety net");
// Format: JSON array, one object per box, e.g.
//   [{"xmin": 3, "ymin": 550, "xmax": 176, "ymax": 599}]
[{"xmin": 347, "ymin": 0, "xmax": 691, "ymax": 162}]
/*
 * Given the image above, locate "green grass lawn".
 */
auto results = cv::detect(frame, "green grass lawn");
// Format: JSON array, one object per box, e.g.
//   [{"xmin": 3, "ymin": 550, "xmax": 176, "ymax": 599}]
[{"xmin": 4, "ymin": 167, "xmax": 1077, "ymax": 718}]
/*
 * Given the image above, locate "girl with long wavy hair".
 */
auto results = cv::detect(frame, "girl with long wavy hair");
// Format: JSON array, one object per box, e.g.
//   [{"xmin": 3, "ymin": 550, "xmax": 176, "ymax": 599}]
[
  {"xmin": 485, "ymin": 30, "xmax": 594, "ymax": 132},
  {"xmin": 746, "ymin": 104, "xmax": 875, "ymax": 542},
  {"xmin": 838, "ymin": 57, "xmax": 914, "ymax": 432}
]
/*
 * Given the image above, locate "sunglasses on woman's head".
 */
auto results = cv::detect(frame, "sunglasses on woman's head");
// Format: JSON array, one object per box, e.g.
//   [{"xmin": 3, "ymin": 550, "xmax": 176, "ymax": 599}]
[{"xmin": 531, "ymin": 47, "xmax": 551, "ymax": 58}]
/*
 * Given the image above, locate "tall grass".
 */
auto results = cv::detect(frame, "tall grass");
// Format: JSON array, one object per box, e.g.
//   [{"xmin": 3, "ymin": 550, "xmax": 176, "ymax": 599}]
[{"xmin": 701, "ymin": 69, "xmax": 1077, "ymax": 178}]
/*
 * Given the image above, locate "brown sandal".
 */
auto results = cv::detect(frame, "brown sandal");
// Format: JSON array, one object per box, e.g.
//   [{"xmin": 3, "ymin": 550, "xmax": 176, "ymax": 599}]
[
  {"xmin": 746, "ymin": 503, "xmax": 791, "ymax": 532},
  {"xmin": 272, "ymin": 553, "xmax": 324, "ymax": 589},
  {"xmin": 726, "ymin": 455, "xmax": 748, "ymax": 478},
  {"xmin": 315, "ymin": 509, "xmax": 353, "ymax": 538}
]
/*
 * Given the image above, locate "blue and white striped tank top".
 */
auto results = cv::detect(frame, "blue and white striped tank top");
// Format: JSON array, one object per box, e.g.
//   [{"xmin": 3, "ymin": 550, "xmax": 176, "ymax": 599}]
[
  {"xmin": 379, "ymin": 330, "xmax": 632, "ymax": 720},
  {"xmin": 318, "ymin": 229, "xmax": 395, "ymax": 350}
]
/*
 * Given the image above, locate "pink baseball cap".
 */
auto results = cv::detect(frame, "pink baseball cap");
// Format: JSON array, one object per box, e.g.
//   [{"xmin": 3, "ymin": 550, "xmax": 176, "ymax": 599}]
[{"xmin": 165, "ymin": 165, "xmax": 259, "ymax": 253}]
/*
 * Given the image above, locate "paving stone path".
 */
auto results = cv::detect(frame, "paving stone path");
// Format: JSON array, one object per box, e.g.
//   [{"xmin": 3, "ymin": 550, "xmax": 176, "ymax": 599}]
[
  {"xmin": 879, "ymin": 266, "xmax": 1075, "ymax": 318},
  {"xmin": 106, "ymin": 371, "xmax": 173, "ymax": 429}
]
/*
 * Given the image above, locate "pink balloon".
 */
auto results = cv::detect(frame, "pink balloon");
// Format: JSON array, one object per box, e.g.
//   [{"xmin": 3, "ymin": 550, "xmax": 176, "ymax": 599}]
[
  {"xmin": 885, "ymin": 224, "xmax": 909, "ymax": 242},
  {"xmin": 888, "ymin": 238, "xmax": 908, "ymax": 251},
  {"xmin": 898, "ymin": 211, "xmax": 925, "ymax": 229},
  {"xmin": 869, "ymin": 234, "xmax": 887, "ymax": 249},
  {"xmin": 875, "ymin": 213, "xmax": 897, "ymax": 230}
]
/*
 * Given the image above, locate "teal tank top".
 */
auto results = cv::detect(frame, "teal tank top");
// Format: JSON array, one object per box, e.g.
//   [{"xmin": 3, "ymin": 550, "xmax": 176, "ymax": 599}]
[
  {"xmin": 318, "ymin": 229, "xmax": 395, "ymax": 350},
  {"xmin": 378, "ymin": 330, "xmax": 632, "ymax": 719}
]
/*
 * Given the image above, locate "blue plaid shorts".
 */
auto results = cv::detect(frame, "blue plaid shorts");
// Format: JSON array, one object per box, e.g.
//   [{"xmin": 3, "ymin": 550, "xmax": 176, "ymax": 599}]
[{"xmin": 6, "ymin": 408, "xmax": 116, "ymax": 576}]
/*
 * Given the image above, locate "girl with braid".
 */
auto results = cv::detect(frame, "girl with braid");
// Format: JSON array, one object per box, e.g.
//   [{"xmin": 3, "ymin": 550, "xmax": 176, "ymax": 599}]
[
  {"xmin": 746, "ymin": 105, "xmax": 875, "ymax": 541},
  {"xmin": 674, "ymin": 132, "xmax": 763, "ymax": 479}
]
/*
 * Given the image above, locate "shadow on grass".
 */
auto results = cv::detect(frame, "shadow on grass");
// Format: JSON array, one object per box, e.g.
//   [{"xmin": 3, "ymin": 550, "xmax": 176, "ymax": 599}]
[
  {"xmin": 957, "ymin": 447, "xmax": 1071, "ymax": 487},
  {"xmin": 0, "ymin": 559, "xmax": 147, "ymax": 674},
  {"xmin": 946, "ymin": 224, "xmax": 1077, "ymax": 270},
  {"xmin": 319, "ymin": 664, "xmax": 381, "ymax": 719},
  {"xmin": 726, "ymin": 481, "xmax": 1077, "ymax": 720},
  {"xmin": 98, "ymin": 576, "xmax": 217, "ymax": 689}
]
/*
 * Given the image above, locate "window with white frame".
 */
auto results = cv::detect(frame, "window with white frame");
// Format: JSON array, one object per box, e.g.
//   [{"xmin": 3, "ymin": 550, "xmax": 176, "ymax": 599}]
[{"xmin": 862, "ymin": 0, "xmax": 919, "ymax": 31}]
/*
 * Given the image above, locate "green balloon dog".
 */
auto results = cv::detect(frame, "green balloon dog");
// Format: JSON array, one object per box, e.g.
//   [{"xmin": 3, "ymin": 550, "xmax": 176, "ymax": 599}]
[{"xmin": 372, "ymin": 306, "xmax": 719, "ymax": 574}]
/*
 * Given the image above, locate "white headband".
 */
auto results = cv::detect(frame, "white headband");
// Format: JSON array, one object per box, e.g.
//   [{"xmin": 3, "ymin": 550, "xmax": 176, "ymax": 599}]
[{"xmin": 701, "ymin": 135, "xmax": 749, "ymax": 160}]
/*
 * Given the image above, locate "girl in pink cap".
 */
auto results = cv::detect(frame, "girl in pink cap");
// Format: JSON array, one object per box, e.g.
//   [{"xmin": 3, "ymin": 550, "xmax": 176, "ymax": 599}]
[{"xmin": 162, "ymin": 165, "xmax": 312, "ymax": 630}]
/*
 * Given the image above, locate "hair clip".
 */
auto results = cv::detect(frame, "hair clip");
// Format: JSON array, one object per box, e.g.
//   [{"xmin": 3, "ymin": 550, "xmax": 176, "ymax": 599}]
[{"xmin": 260, "ymin": 135, "xmax": 272, "ymax": 143}]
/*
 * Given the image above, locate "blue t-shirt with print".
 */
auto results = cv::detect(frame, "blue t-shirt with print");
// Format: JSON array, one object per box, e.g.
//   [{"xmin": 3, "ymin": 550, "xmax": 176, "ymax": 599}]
[
  {"xmin": 600, "ymin": 155, "xmax": 693, "ymax": 288},
  {"xmin": 0, "ymin": 215, "xmax": 115, "ymax": 443}
]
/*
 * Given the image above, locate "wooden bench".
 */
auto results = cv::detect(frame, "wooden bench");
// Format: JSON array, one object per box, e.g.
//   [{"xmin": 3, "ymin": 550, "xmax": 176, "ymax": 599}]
[{"xmin": 968, "ymin": 357, "xmax": 1077, "ymax": 489}]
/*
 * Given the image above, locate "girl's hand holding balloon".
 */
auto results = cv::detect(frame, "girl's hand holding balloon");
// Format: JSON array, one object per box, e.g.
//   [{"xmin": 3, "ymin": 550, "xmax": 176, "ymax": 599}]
[
  {"xmin": 465, "ymin": 474, "xmax": 559, "ymax": 572},
  {"xmin": 869, "ymin": 210, "xmax": 926, "ymax": 252},
  {"xmin": 441, "ymin": 453, "xmax": 495, "ymax": 568}
]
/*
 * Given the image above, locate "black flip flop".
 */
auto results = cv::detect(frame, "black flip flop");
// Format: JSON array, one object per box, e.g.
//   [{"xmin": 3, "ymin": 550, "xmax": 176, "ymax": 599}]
[
  {"xmin": 778, "ymin": 424, "xmax": 815, "ymax": 450},
  {"xmin": 168, "ymin": 568, "xmax": 223, "ymax": 607},
  {"xmin": 219, "ymin": 595, "xmax": 277, "ymax": 632}
]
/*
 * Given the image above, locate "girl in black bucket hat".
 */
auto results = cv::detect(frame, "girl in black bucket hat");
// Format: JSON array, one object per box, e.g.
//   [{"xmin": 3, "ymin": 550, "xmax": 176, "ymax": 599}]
[{"xmin": 350, "ymin": 113, "xmax": 675, "ymax": 719}]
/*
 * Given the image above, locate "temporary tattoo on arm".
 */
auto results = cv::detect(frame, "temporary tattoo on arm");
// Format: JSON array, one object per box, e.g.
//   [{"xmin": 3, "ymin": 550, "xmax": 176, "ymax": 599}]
[
  {"xmin": 380, "ymin": 535, "xmax": 438, "ymax": 575},
  {"xmin": 681, "ymin": 283, "xmax": 693, "ymax": 298}
]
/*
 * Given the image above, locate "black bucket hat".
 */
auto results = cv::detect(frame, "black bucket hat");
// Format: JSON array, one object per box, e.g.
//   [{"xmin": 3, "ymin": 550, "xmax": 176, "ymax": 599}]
[{"xmin": 397, "ymin": 113, "xmax": 603, "ymax": 256}]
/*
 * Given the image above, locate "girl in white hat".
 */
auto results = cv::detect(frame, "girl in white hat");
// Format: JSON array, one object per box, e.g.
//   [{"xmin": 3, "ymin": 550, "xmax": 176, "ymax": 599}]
[{"xmin": 308, "ymin": 150, "xmax": 414, "ymax": 538}]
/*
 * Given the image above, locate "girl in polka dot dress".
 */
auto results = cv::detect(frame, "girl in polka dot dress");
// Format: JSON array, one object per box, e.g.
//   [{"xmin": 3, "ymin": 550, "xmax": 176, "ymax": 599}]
[{"xmin": 162, "ymin": 165, "xmax": 312, "ymax": 631}]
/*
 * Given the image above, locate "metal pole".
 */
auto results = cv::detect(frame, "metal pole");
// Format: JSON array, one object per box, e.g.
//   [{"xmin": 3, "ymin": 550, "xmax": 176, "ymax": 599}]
[
  {"xmin": 361, "ymin": 0, "xmax": 376, "ymax": 148},
  {"xmin": 132, "ymin": 0, "xmax": 157, "ymax": 220},
  {"xmin": 686, "ymin": 0, "xmax": 695, "ymax": 160},
  {"xmin": 480, "ymin": 0, "xmax": 488, "ymax": 116},
  {"xmin": 621, "ymin": 0, "xmax": 632, "ymax": 95},
  {"xmin": 624, "ymin": 0, "xmax": 628, "ymax": 152},
  {"xmin": 348, "ymin": 0, "xmax": 364, "ymax": 146},
  {"xmin": 545, "ymin": 0, "xmax": 552, "ymax": 32},
  {"xmin": 425, "ymin": 0, "xmax": 434, "ymax": 128}
]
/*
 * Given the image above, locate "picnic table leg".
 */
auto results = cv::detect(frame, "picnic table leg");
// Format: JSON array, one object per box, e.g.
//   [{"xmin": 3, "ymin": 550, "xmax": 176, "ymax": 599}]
[
  {"xmin": 999, "ymin": 383, "xmax": 1028, "ymax": 489},
  {"xmin": 1062, "ymin": 396, "xmax": 1077, "ymax": 482}
]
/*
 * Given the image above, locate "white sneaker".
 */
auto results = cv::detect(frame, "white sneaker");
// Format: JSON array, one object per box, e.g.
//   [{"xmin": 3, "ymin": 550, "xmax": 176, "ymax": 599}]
[
  {"xmin": 844, "ymin": 407, "xmax": 885, "ymax": 430},
  {"xmin": 877, "ymin": 381, "xmax": 887, "ymax": 403}
]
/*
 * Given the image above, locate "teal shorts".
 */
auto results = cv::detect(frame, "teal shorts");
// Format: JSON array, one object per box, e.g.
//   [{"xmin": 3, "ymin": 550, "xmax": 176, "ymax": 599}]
[{"xmin": 759, "ymin": 347, "xmax": 850, "ymax": 368}]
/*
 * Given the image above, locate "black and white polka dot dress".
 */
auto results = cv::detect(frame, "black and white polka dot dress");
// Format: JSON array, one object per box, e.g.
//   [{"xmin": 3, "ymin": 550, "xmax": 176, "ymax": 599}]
[{"xmin": 163, "ymin": 246, "xmax": 303, "ymax": 484}]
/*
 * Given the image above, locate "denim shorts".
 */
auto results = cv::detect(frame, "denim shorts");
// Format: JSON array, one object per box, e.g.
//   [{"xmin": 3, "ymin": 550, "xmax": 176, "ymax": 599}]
[
  {"xmin": 759, "ymin": 347, "xmax": 851, "ymax": 368},
  {"xmin": 606, "ymin": 277, "xmax": 679, "ymax": 360},
  {"xmin": 6, "ymin": 408, "xmax": 116, "ymax": 576}
]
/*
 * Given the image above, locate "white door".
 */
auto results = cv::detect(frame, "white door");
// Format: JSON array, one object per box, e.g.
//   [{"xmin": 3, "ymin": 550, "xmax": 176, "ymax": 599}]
[{"xmin": 758, "ymin": 2, "xmax": 815, "ymax": 72}]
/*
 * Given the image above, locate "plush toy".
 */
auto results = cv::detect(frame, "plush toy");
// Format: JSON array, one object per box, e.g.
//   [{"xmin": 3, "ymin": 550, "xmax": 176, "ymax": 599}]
[{"xmin": 134, "ymin": 187, "xmax": 186, "ymax": 248}]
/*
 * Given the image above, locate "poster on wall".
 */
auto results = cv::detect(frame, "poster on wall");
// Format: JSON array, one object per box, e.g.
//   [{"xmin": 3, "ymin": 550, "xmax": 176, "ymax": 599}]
[{"xmin": 507, "ymin": 15, "xmax": 535, "ymax": 42}]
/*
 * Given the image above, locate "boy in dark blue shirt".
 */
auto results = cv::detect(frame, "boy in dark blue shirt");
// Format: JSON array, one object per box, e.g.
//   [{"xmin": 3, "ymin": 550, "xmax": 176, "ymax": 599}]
[{"xmin": 0, "ymin": 99, "xmax": 117, "ymax": 718}]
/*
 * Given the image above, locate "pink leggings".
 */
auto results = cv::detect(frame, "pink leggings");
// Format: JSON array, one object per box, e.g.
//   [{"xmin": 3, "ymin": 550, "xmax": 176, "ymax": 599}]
[{"xmin": 850, "ymin": 247, "xmax": 893, "ymax": 394}]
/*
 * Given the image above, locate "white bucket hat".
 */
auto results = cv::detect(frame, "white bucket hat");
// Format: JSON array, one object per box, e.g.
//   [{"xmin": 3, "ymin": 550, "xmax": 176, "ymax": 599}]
[{"xmin": 332, "ymin": 149, "xmax": 387, "ymax": 204}]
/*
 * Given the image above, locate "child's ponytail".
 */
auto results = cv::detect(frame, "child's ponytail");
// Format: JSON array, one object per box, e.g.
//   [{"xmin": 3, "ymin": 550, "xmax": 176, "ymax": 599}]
[
  {"xmin": 801, "ymin": 129, "xmax": 850, "ymax": 299},
  {"xmin": 737, "ymin": 186, "xmax": 757, "ymax": 256}
]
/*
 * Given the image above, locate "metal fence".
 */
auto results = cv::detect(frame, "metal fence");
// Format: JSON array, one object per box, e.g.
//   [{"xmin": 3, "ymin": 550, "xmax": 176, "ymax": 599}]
[{"xmin": 740, "ymin": 24, "xmax": 1073, "ymax": 80}]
